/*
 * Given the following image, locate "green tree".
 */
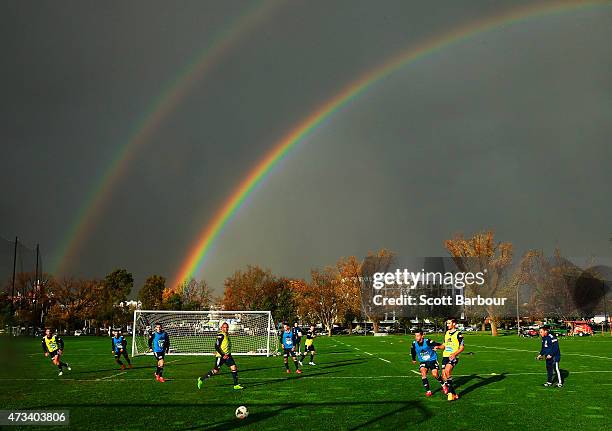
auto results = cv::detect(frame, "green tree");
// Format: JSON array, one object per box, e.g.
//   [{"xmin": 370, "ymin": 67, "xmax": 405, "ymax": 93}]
[{"xmin": 138, "ymin": 275, "xmax": 165, "ymax": 310}]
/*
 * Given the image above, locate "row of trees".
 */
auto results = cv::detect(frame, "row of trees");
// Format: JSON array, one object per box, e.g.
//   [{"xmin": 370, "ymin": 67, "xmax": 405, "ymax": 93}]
[
  {"xmin": 1, "ymin": 269, "xmax": 213, "ymax": 333},
  {"xmin": 3, "ymin": 230, "xmax": 609, "ymax": 336}
]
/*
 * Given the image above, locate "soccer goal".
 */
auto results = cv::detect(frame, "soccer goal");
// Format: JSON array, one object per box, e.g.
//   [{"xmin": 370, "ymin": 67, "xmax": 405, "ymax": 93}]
[{"xmin": 132, "ymin": 310, "xmax": 279, "ymax": 357}]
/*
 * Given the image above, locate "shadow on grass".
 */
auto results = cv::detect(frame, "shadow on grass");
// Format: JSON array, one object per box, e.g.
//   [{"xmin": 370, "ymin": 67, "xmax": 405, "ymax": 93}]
[
  {"xmin": 454, "ymin": 373, "xmax": 507, "ymax": 397},
  {"xmin": 34, "ymin": 400, "xmax": 431, "ymax": 430},
  {"xmin": 70, "ymin": 360, "xmax": 201, "ymax": 375},
  {"xmin": 561, "ymin": 369, "xmax": 570, "ymax": 384}
]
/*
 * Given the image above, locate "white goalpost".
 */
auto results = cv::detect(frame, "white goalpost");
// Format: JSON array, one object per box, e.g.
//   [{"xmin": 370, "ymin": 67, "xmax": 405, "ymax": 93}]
[{"xmin": 131, "ymin": 310, "xmax": 278, "ymax": 357}]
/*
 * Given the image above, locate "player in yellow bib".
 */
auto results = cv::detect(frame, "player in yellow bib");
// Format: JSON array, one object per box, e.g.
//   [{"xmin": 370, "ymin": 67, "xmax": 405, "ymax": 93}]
[
  {"xmin": 41, "ymin": 328, "xmax": 71, "ymax": 376},
  {"xmin": 442, "ymin": 318, "xmax": 464, "ymax": 401},
  {"xmin": 197, "ymin": 322, "xmax": 243, "ymax": 390},
  {"xmin": 299, "ymin": 325, "xmax": 317, "ymax": 366}
]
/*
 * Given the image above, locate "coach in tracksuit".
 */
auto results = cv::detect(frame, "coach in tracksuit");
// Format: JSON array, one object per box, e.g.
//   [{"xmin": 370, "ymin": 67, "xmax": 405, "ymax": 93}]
[{"xmin": 537, "ymin": 326, "xmax": 562, "ymax": 387}]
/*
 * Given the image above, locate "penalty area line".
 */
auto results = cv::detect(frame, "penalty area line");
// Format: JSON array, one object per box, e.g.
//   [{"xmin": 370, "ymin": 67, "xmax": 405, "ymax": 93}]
[{"xmin": 378, "ymin": 358, "xmax": 391, "ymax": 363}]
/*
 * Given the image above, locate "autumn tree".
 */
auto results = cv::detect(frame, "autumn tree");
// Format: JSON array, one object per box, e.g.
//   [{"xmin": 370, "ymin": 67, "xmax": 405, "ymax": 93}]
[
  {"xmin": 45, "ymin": 277, "xmax": 103, "ymax": 332},
  {"xmin": 335, "ymin": 256, "xmax": 363, "ymax": 334},
  {"xmin": 98, "ymin": 269, "xmax": 134, "ymax": 327},
  {"xmin": 138, "ymin": 275, "xmax": 165, "ymax": 310},
  {"xmin": 298, "ymin": 267, "xmax": 341, "ymax": 336},
  {"xmin": 360, "ymin": 249, "xmax": 396, "ymax": 333},
  {"xmin": 445, "ymin": 231, "xmax": 514, "ymax": 336},
  {"xmin": 221, "ymin": 266, "xmax": 297, "ymax": 323}
]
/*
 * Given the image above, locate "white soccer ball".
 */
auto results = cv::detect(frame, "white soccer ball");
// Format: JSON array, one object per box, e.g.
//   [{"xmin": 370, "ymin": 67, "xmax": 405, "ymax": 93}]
[{"xmin": 235, "ymin": 405, "xmax": 249, "ymax": 420}]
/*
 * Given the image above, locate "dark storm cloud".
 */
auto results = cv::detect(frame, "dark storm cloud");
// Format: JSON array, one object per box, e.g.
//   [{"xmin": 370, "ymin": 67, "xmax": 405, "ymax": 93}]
[{"xmin": 2, "ymin": 1, "xmax": 611, "ymax": 293}]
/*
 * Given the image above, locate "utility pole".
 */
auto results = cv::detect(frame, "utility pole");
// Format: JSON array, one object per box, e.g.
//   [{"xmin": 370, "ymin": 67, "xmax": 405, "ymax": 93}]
[
  {"xmin": 33, "ymin": 244, "xmax": 40, "ymax": 331},
  {"xmin": 11, "ymin": 236, "xmax": 18, "ymax": 307},
  {"xmin": 516, "ymin": 284, "xmax": 520, "ymax": 335}
]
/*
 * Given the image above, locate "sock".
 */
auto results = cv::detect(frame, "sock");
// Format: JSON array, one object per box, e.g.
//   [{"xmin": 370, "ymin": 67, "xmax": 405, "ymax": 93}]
[
  {"xmin": 232, "ymin": 370, "xmax": 239, "ymax": 385},
  {"xmin": 294, "ymin": 360, "xmax": 300, "ymax": 370},
  {"xmin": 158, "ymin": 367, "xmax": 163, "ymax": 377},
  {"xmin": 155, "ymin": 366, "xmax": 161, "ymax": 376},
  {"xmin": 310, "ymin": 353, "xmax": 314, "ymax": 362},
  {"xmin": 285, "ymin": 361, "xmax": 289, "ymax": 370},
  {"xmin": 422, "ymin": 378, "xmax": 430, "ymax": 391},
  {"xmin": 446, "ymin": 378, "xmax": 455, "ymax": 394},
  {"xmin": 60, "ymin": 361, "xmax": 67, "ymax": 367},
  {"xmin": 57, "ymin": 364, "xmax": 63, "ymax": 371},
  {"xmin": 116, "ymin": 359, "xmax": 123, "ymax": 366},
  {"xmin": 125, "ymin": 355, "xmax": 131, "ymax": 365},
  {"xmin": 436, "ymin": 375, "xmax": 444, "ymax": 385}
]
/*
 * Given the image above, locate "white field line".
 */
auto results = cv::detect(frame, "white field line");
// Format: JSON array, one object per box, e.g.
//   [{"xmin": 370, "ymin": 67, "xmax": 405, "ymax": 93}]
[
  {"xmin": 378, "ymin": 358, "xmax": 391, "ymax": 363},
  {"xmin": 469, "ymin": 344, "xmax": 612, "ymax": 360},
  {"xmin": 97, "ymin": 371, "xmax": 127, "ymax": 381},
  {"xmin": 3, "ymin": 370, "xmax": 610, "ymax": 382},
  {"xmin": 364, "ymin": 352, "xmax": 373, "ymax": 356}
]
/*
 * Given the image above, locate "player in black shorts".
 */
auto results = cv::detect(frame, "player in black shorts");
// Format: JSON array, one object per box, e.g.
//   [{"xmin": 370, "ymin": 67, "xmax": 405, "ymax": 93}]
[
  {"xmin": 411, "ymin": 330, "xmax": 445, "ymax": 397},
  {"xmin": 197, "ymin": 322, "xmax": 243, "ymax": 390}
]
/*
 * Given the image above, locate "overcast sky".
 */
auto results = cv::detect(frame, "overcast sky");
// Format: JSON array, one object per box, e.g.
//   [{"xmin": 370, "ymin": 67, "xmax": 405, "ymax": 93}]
[{"xmin": 2, "ymin": 0, "xmax": 611, "ymax": 294}]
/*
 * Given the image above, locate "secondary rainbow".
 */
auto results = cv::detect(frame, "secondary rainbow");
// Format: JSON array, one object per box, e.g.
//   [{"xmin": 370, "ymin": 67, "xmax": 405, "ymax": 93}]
[
  {"xmin": 171, "ymin": 0, "xmax": 610, "ymax": 289},
  {"xmin": 51, "ymin": 0, "xmax": 283, "ymax": 274}
]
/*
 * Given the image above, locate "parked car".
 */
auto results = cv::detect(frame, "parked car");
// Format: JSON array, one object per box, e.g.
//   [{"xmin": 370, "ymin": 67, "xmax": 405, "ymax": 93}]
[
  {"xmin": 570, "ymin": 322, "xmax": 593, "ymax": 336},
  {"xmin": 520, "ymin": 328, "xmax": 539, "ymax": 337}
]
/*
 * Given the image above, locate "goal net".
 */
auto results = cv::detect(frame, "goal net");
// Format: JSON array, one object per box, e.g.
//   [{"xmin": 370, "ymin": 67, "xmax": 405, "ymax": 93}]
[{"xmin": 132, "ymin": 310, "xmax": 278, "ymax": 357}]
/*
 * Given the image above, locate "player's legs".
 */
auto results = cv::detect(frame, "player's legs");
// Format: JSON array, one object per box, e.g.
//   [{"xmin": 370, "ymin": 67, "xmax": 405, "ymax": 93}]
[
  {"xmin": 228, "ymin": 358, "xmax": 243, "ymax": 389},
  {"xmin": 309, "ymin": 347, "xmax": 316, "ymax": 365},
  {"xmin": 52, "ymin": 352, "xmax": 69, "ymax": 374},
  {"xmin": 419, "ymin": 365, "xmax": 431, "ymax": 393},
  {"xmin": 291, "ymin": 354, "xmax": 301, "ymax": 372},
  {"xmin": 554, "ymin": 360, "xmax": 562, "ymax": 386},
  {"xmin": 283, "ymin": 350, "xmax": 291, "ymax": 372},
  {"xmin": 155, "ymin": 353, "xmax": 166, "ymax": 381},
  {"xmin": 545, "ymin": 359, "xmax": 555, "ymax": 385},
  {"xmin": 431, "ymin": 367, "xmax": 444, "ymax": 386},
  {"xmin": 442, "ymin": 359, "xmax": 457, "ymax": 397},
  {"xmin": 115, "ymin": 353, "xmax": 124, "ymax": 368},
  {"xmin": 122, "ymin": 351, "xmax": 132, "ymax": 366}
]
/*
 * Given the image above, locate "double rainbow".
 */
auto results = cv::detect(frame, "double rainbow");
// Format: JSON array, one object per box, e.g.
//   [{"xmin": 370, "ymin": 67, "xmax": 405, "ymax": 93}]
[{"xmin": 170, "ymin": 0, "xmax": 610, "ymax": 289}]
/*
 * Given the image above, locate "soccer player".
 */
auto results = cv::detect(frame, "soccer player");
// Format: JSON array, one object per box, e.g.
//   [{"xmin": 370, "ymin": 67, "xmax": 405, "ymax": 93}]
[
  {"xmin": 197, "ymin": 322, "xmax": 243, "ymax": 390},
  {"xmin": 411, "ymin": 330, "xmax": 445, "ymax": 397},
  {"xmin": 111, "ymin": 329, "xmax": 132, "ymax": 370},
  {"xmin": 41, "ymin": 328, "xmax": 71, "ymax": 376},
  {"xmin": 148, "ymin": 323, "xmax": 170, "ymax": 382},
  {"xmin": 441, "ymin": 318, "xmax": 464, "ymax": 401},
  {"xmin": 293, "ymin": 322, "xmax": 303, "ymax": 359},
  {"xmin": 281, "ymin": 323, "xmax": 302, "ymax": 374},
  {"xmin": 537, "ymin": 325, "xmax": 563, "ymax": 387},
  {"xmin": 299, "ymin": 324, "xmax": 317, "ymax": 365}
]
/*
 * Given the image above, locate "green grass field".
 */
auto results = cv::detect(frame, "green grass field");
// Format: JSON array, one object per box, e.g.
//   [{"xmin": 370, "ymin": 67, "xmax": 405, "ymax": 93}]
[{"xmin": 1, "ymin": 333, "xmax": 611, "ymax": 430}]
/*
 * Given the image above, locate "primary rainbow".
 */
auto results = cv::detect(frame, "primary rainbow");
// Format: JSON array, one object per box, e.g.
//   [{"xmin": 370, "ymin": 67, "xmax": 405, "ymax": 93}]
[
  {"xmin": 51, "ymin": 0, "xmax": 283, "ymax": 274},
  {"xmin": 171, "ymin": 0, "xmax": 610, "ymax": 289}
]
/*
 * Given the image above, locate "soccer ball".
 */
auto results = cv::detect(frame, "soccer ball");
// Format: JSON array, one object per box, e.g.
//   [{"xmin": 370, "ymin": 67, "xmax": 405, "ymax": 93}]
[{"xmin": 235, "ymin": 405, "xmax": 249, "ymax": 420}]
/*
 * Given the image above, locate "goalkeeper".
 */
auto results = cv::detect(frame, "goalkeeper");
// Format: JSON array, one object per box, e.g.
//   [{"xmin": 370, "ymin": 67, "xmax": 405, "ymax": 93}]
[{"xmin": 198, "ymin": 322, "xmax": 243, "ymax": 390}]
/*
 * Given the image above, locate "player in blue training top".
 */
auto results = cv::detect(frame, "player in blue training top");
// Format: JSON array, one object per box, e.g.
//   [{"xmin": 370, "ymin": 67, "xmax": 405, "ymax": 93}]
[
  {"xmin": 411, "ymin": 329, "xmax": 445, "ymax": 397},
  {"xmin": 111, "ymin": 328, "xmax": 132, "ymax": 370},
  {"xmin": 281, "ymin": 323, "xmax": 302, "ymax": 374},
  {"xmin": 537, "ymin": 325, "xmax": 563, "ymax": 387},
  {"xmin": 148, "ymin": 323, "xmax": 170, "ymax": 382}
]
